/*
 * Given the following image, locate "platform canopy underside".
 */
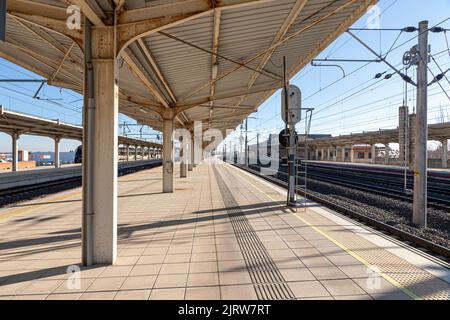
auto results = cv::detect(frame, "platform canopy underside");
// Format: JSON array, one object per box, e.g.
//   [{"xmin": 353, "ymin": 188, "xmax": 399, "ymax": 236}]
[{"xmin": 1, "ymin": 0, "xmax": 377, "ymax": 134}]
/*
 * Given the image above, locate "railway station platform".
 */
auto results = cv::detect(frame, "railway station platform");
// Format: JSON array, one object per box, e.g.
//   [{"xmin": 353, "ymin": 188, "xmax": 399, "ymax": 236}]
[{"xmin": 0, "ymin": 160, "xmax": 449, "ymax": 300}]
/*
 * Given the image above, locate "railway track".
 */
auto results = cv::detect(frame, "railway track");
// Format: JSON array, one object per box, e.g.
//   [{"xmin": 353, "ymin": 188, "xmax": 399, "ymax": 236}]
[
  {"xmin": 0, "ymin": 160, "xmax": 162, "ymax": 208},
  {"xmin": 235, "ymin": 162, "xmax": 450, "ymax": 261},
  {"xmin": 251, "ymin": 161, "xmax": 450, "ymax": 211},
  {"xmin": 303, "ymin": 162, "xmax": 450, "ymax": 201}
]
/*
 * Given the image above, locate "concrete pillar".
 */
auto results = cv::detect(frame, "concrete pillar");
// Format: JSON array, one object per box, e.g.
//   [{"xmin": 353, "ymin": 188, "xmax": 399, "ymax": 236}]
[
  {"xmin": 125, "ymin": 144, "xmax": 130, "ymax": 162},
  {"xmin": 442, "ymin": 139, "xmax": 448, "ymax": 169},
  {"xmin": 134, "ymin": 146, "xmax": 138, "ymax": 161},
  {"xmin": 54, "ymin": 136, "xmax": 61, "ymax": 168},
  {"xmin": 371, "ymin": 144, "xmax": 376, "ymax": 164},
  {"xmin": 188, "ymin": 136, "xmax": 193, "ymax": 171},
  {"xmin": 81, "ymin": 22, "xmax": 118, "ymax": 265},
  {"xmin": 11, "ymin": 132, "xmax": 19, "ymax": 172},
  {"xmin": 350, "ymin": 145, "xmax": 355, "ymax": 163},
  {"xmin": 385, "ymin": 142, "xmax": 390, "ymax": 165},
  {"xmin": 180, "ymin": 136, "xmax": 187, "ymax": 178},
  {"xmin": 315, "ymin": 149, "xmax": 319, "ymax": 160},
  {"xmin": 163, "ymin": 116, "xmax": 174, "ymax": 193}
]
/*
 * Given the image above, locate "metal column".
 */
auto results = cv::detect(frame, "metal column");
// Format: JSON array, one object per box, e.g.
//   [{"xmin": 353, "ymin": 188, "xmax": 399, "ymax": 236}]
[
  {"xmin": 371, "ymin": 145, "xmax": 376, "ymax": 164},
  {"xmin": 11, "ymin": 132, "xmax": 19, "ymax": 172},
  {"xmin": 180, "ymin": 136, "xmax": 187, "ymax": 178},
  {"xmin": 350, "ymin": 146, "xmax": 355, "ymax": 163},
  {"xmin": 413, "ymin": 21, "xmax": 429, "ymax": 228},
  {"xmin": 244, "ymin": 117, "xmax": 248, "ymax": 167},
  {"xmin": 188, "ymin": 136, "xmax": 193, "ymax": 171},
  {"xmin": 81, "ymin": 19, "xmax": 118, "ymax": 266},
  {"xmin": 54, "ymin": 136, "xmax": 61, "ymax": 168},
  {"xmin": 163, "ymin": 117, "xmax": 174, "ymax": 193},
  {"xmin": 442, "ymin": 139, "xmax": 448, "ymax": 169},
  {"xmin": 385, "ymin": 142, "xmax": 390, "ymax": 165}
]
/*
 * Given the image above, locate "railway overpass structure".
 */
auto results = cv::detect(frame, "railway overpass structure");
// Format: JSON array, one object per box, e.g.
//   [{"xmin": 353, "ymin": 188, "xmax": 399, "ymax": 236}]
[
  {"xmin": 308, "ymin": 107, "xmax": 450, "ymax": 169},
  {"xmin": 0, "ymin": 106, "xmax": 162, "ymax": 171}
]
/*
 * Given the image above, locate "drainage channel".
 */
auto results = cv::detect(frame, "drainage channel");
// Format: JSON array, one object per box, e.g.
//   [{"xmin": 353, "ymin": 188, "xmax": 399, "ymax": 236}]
[{"xmin": 212, "ymin": 165, "xmax": 296, "ymax": 300}]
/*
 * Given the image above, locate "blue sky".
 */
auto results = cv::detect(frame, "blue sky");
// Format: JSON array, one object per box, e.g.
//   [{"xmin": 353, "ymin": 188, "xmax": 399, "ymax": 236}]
[
  {"xmin": 225, "ymin": 0, "xmax": 450, "ymax": 150},
  {"xmin": 1, "ymin": 0, "xmax": 450, "ymax": 153}
]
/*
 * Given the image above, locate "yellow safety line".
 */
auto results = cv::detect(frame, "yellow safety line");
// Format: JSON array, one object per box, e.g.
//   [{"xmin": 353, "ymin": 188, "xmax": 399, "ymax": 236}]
[
  {"xmin": 225, "ymin": 164, "xmax": 421, "ymax": 300},
  {"xmin": 0, "ymin": 190, "xmax": 81, "ymax": 220}
]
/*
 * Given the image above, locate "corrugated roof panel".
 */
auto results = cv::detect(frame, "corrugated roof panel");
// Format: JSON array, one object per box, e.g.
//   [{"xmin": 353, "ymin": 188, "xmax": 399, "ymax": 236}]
[{"xmin": 1, "ymin": 0, "xmax": 375, "ymax": 133}]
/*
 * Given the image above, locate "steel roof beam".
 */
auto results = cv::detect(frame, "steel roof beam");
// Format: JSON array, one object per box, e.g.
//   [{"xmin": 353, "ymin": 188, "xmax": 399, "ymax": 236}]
[
  {"xmin": 7, "ymin": 1, "xmax": 82, "ymax": 42},
  {"xmin": 208, "ymin": 8, "xmax": 221, "ymax": 126},
  {"xmin": 67, "ymin": 0, "xmax": 106, "ymax": 27},
  {"xmin": 175, "ymin": 83, "xmax": 283, "ymax": 113},
  {"xmin": 122, "ymin": 50, "xmax": 170, "ymax": 109},
  {"xmin": 233, "ymin": 0, "xmax": 308, "ymax": 112},
  {"xmin": 117, "ymin": 0, "xmax": 275, "ymax": 52}
]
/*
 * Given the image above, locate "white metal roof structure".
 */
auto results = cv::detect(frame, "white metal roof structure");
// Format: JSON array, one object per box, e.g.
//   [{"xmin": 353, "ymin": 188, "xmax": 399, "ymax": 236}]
[
  {"xmin": 1, "ymin": 0, "xmax": 377, "ymax": 134},
  {"xmin": 0, "ymin": 105, "xmax": 162, "ymax": 148}
]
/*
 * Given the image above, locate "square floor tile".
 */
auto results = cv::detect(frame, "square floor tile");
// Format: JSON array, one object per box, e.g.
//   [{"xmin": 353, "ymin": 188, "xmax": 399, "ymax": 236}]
[
  {"xmin": 219, "ymin": 271, "xmax": 252, "ymax": 285},
  {"xmin": 190, "ymin": 262, "xmax": 218, "ymax": 274},
  {"xmin": 220, "ymin": 284, "xmax": 257, "ymax": 300},
  {"xmin": 187, "ymin": 273, "xmax": 219, "ymax": 287},
  {"xmin": 320, "ymin": 279, "xmax": 366, "ymax": 296},
  {"xmin": 308, "ymin": 266, "xmax": 347, "ymax": 280},
  {"xmin": 289, "ymin": 281, "xmax": 330, "ymax": 299},
  {"xmin": 149, "ymin": 288, "xmax": 185, "ymax": 300},
  {"xmin": 130, "ymin": 264, "xmax": 161, "ymax": 276},
  {"xmin": 121, "ymin": 276, "xmax": 156, "ymax": 290},
  {"xmin": 114, "ymin": 289, "xmax": 151, "ymax": 300},
  {"xmin": 79, "ymin": 291, "xmax": 117, "ymax": 300},
  {"xmin": 154, "ymin": 274, "xmax": 188, "ymax": 289},
  {"xmin": 280, "ymin": 268, "xmax": 315, "ymax": 282},
  {"xmin": 159, "ymin": 263, "xmax": 190, "ymax": 275},
  {"xmin": 185, "ymin": 286, "xmax": 220, "ymax": 300},
  {"xmin": 86, "ymin": 277, "xmax": 126, "ymax": 292}
]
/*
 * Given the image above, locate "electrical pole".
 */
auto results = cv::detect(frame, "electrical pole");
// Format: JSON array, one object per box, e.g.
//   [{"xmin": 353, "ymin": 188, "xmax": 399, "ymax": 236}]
[
  {"xmin": 245, "ymin": 118, "xmax": 248, "ymax": 167},
  {"xmin": 256, "ymin": 133, "xmax": 260, "ymax": 166},
  {"xmin": 413, "ymin": 20, "xmax": 429, "ymax": 228}
]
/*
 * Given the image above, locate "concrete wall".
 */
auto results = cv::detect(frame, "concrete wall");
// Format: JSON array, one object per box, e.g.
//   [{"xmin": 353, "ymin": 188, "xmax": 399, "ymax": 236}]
[{"xmin": 0, "ymin": 161, "xmax": 36, "ymax": 171}]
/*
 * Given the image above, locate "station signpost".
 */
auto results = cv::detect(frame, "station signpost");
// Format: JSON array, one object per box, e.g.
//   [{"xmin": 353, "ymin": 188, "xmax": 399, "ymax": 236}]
[{"xmin": 281, "ymin": 84, "xmax": 302, "ymax": 207}]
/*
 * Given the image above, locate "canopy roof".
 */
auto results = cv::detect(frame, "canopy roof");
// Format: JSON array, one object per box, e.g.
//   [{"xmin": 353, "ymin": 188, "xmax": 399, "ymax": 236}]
[
  {"xmin": 1, "ymin": 0, "xmax": 376, "ymax": 134},
  {"xmin": 308, "ymin": 122, "xmax": 450, "ymax": 147},
  {"xmin": 0, "ymin": 105, "xmax": 161, "ymax": 147}
]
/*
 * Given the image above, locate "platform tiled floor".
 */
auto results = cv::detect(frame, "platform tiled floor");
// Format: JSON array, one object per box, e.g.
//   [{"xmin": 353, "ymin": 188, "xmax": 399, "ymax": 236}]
[{"xmin": 0, "ymin": 160, "xmax": 449, "ymax": 300}]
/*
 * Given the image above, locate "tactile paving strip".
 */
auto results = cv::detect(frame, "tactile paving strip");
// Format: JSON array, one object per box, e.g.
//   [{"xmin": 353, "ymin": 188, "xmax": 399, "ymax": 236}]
[
  {"xmin": 228, "ymin": 163, "xmax": 450, "ymax": 300},
  {"xmin": 293, "ymin": 210, "xmax": 450, "ymax": 300},
  {"xmin": 213, "ymin": 165, "xmax": 296, "ymax": 300}
]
